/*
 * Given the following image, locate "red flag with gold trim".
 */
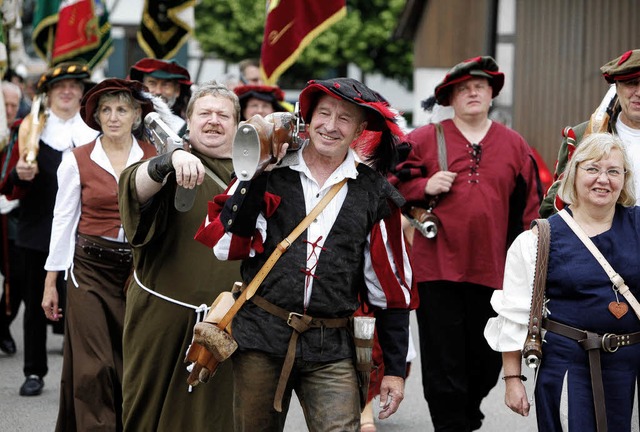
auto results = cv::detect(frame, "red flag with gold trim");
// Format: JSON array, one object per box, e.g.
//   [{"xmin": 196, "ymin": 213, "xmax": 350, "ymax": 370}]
[
  {"xmin": 260, "ymin": 0, "xmax": 346, "ymax": 85},
  {"xmin": 32, "ymin": 0, "xmax": 113, "ymax": 67}
]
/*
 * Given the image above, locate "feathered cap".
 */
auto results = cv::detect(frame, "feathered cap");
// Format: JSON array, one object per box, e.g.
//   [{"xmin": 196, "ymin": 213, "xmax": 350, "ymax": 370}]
[
  {"xmin": 434, "ymin": 56, "xmax": 504, "ymax": 106},
  {"xmin": 298, "ymin": 77, "xmax": 405, "ymax": 172},
  {"xmin": 601, "ymin": 49, "xmax": 640, "ymax": 83}
]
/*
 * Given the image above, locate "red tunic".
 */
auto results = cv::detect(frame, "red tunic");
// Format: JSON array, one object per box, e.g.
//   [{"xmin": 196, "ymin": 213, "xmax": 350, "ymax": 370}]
[{"xmin": 396, "ymin": 119, "xmax": 541, "ymax": 290}]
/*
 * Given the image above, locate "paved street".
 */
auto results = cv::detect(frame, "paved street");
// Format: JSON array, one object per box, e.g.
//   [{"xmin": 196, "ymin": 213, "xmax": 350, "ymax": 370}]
[{"xmin": 0, "ymin": 309, "xmax": 537, "ymax": 431}]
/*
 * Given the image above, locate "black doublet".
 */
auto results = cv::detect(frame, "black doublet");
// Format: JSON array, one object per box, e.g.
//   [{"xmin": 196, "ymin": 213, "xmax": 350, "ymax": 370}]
[{"xmin": 230, "ymin": 165, "xmax": 404, "ymax": 362}]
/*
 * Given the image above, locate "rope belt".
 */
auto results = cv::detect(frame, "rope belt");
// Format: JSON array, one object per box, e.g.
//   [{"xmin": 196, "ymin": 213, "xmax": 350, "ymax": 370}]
[
  {"xmin": 543, "ymin": 318, "xmax": 640, "ymax": 432},
  {"xmin": 251, "ymin": 294, "xmax": 350, "ymax": 412},
  {"xmin": 133, "ymin": 270, "xmax": 209, "ymax": 323}
]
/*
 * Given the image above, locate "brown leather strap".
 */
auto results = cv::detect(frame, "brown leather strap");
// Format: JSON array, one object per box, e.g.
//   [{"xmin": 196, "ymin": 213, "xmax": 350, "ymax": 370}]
[
  {"xmin": 543, "ymin": 318, "xmax": 640, "ymax": 432},
  {"xmin": 434, "ymin": 122, "xmax": 448, "ymax": 171},
  {"xmin": 522, "ymin": 219, "xmax": 551, "ymax": 365},
  {"xmin": 215, "ymin": 178, "xmax": 348, "ymax": 332},
  {"xmin": 251, "ymin": 294, "xmax": 350, "ymax": 412},
  {"xmin": 585, "ymin": 331, "xmax": 607, "ymax": 432}
]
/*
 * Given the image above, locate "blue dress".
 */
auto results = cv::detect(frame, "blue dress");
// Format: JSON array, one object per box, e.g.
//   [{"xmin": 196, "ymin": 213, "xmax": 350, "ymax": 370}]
[{"xmin": 537, "ymin": 205, "xmax": 640, "ymax": 431}]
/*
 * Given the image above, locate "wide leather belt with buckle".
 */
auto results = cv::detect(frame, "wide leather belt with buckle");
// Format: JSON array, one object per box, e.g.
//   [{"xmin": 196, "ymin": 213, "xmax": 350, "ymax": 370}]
[
  {"xmin": 543, "ymin": 317, "xmax": 640, "ymax": 432},
  {"xmin": 543, "ymin": 318, "xmax": 640, "ymax": 352},
  {"xmin": 76, "ymin": 235, "xmax": 132, "ymax": 265}
]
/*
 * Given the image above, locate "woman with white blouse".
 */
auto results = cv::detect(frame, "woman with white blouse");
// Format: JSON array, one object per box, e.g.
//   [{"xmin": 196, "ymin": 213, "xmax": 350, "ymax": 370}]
[{"xmin": 41, "ymin": 78, "xmax": 157, "ymax": 432}]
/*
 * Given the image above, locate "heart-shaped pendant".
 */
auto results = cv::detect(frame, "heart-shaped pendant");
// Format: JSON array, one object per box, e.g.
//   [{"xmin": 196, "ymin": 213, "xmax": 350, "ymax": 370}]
[{"xmin": 608, "ymin": 301, "xmax": 628, "ymax": 319}]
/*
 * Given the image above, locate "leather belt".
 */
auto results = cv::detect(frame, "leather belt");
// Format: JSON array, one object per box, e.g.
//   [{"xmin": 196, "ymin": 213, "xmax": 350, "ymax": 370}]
[
  {"xmin": 251, "ymin": 294, "xmax": 350, "ymax": 412},
  {"xmin": 543, "ymin": 318, "xmax": 640, "ymax": 432},
  {"xmin": 76, "ymin": 235, "xmax": 132, "ymax": 265}
]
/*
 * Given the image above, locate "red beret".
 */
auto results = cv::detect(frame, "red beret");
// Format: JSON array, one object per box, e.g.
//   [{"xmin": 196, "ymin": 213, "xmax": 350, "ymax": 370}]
[{"xmin": 434, "ymin": 56, "xmax": 504, "ymax": 106}]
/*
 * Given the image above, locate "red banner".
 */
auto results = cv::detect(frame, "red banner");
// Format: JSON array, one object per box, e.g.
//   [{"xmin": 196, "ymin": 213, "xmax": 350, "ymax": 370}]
[
  {"xmin": 260, "ymin": 0, "xmax": 346, "ymax": 85},
  {"xmin": 33, "ymin": 0, "xmax": 113, "ymax": 67},
  {"xmin": 52, "ymin": 0, "xmax": 98, "ymax": 61}
]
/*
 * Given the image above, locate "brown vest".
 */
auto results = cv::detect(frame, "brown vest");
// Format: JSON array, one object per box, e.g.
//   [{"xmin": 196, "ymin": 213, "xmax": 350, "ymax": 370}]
[{"xmin": 75, "ymin": 139, "xmax": 156, "ymax": 238}]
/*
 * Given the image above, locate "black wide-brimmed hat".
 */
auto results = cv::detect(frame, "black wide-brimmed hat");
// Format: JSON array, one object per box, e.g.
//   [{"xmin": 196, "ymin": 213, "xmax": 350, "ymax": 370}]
[
  {"xmin": 37, "ymin": 61, "xmax": 93, "ymax": 93},
  {"xmin": 601, "ymin": 49, "xmax": 640, "ymax": 83},
  {"xmin": 80, "ymin": 78, "xmax": 155, "ymax": 131},
  {"xmin": 434, "ymin": 56, "xmax": 505, "ymax": 106}
]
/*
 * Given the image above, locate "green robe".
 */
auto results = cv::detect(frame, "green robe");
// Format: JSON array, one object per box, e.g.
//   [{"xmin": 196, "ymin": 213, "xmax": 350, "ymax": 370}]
[{"xmin": 119, "ymin": 151, "xmax": 240, "ymax": 432}]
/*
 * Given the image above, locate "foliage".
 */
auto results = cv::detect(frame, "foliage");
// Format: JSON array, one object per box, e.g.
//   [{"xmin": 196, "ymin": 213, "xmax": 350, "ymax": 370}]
[{"xmin": 195, "ymin": 0, "xmax": 413, "ymax": 88}]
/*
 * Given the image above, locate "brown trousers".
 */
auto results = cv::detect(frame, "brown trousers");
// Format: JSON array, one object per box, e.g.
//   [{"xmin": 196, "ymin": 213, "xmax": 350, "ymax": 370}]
[
  {"xmin": 55, "ymin": 235, "xmax": 131, "ymax": 432},
  {"xmin": 233, "ymin": 349, "xmax": 361, "ymax": 432}
]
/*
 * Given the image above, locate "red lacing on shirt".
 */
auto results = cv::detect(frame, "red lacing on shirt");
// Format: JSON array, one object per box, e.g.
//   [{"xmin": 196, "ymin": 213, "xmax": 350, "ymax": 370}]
[{"xmin": 300, "ymin": 236, "xmax": 327, "ymax": 311}]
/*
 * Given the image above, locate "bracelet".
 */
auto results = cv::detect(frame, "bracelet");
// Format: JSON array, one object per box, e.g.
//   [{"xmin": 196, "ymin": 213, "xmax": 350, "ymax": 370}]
[{"xmin": 502, "ymin": 374, "xmax": 527, "ymax": 381}]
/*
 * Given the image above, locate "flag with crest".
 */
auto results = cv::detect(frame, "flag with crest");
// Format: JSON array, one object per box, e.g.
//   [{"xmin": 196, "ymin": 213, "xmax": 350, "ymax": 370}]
[{"xmin": 32, "ymin": 0, "xmax": 113, "ymax": 68}]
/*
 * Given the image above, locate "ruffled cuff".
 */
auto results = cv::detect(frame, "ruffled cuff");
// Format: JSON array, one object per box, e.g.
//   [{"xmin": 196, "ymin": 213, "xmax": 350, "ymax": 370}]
[{"xmin": 484, "ymin": 314, "xmax": 528, "ymax": 352}]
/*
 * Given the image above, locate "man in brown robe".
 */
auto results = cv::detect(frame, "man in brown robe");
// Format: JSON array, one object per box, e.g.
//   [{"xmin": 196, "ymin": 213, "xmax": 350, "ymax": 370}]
[{"xmin": 118, "ymin": 81, "xmax": 241, "ymax": 431}]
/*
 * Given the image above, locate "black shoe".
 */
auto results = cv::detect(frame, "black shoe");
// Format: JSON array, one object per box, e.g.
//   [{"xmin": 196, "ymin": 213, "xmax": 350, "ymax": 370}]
[
  {"xmin": 0, "ymin": 333, "xmax": 16, "ymax": 355},
  {"xmin": 19, "ymin": 375, "xmax": 44, "ymax": 396}
]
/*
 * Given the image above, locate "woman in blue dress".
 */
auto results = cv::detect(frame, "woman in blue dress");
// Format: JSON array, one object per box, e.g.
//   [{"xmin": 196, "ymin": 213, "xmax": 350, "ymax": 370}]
[{"xmin": 485, "ymin": 132, "xmax": 640, "ymax": 431}]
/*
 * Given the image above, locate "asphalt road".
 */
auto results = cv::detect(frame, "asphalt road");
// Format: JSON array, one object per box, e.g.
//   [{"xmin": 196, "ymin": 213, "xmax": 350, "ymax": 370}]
[{"xmin": 0, "ymin": 309, "xmax": 538, "ymax": 431}]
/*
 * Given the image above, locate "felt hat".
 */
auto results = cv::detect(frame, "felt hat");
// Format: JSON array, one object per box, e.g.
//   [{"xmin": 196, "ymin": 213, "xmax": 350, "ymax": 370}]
[
  {"xmin": 80, "ymin": 78, "xmax": 155, "ymax": 131},
  {"xmin": 601, "ymin": 50, "xmax": 640, "ymax": 83},
  {"xmin": 434, "ymin": 56, "xmax": 504, "ymax": 106},
  {"xmin": 36, "ymin": 61, "xmax": 92, "ymax": 93},
  {"xmin": 234, "ymin": 84, "xmax": 287, "ymax": 118},
  {"xmin": 298, "ymin": 77, "xmax": 401, "ymax": 134},
  {"xmin": 129, "ymin": 58, "xmax": 192, "ymax": 85},
  {"xmin": 298, "ymin": 77, "xmax": 404, "ymax": 173}
]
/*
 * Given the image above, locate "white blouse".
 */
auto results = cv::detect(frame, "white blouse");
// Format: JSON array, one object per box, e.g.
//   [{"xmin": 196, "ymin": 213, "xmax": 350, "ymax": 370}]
[
  {"xmin": 44, "ymin": 136, "xmax": 147, "ymax": 272},
  {"xmin": 484, "ymin": 229, "xmax": 538, "ymax": 352}
]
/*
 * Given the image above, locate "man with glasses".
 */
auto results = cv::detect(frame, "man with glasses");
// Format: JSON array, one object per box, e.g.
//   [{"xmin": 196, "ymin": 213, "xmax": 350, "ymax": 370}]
[
  {"xmin": 392, "ymin": 56, "xmax": 542, "ymax": 431},
  {"xmin": 541, "ymin": 49, "xmax": 640, "ymax": 217}
]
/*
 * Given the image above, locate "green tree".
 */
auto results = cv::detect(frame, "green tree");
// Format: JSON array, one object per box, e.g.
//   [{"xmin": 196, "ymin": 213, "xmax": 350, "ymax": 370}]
[{"xmin": 195, "ymin": 0, "xmax": 413, "ymax": 89}]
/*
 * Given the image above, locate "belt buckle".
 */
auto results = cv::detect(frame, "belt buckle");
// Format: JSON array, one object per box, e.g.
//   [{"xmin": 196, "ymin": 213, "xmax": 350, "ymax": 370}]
[
  {"xmin": 601, "ymin": 333, "xmax": 619, "ymax": 353},
  {"xmin": 287, "ymin": 312, "xmax": 303, "ymax": 326}
]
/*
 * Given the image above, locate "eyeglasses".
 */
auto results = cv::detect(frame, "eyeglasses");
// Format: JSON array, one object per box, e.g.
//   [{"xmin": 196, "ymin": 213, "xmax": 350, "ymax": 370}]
[{"xmin": 578, "ymin": 165, "xmax": 626, "ymax": 178}]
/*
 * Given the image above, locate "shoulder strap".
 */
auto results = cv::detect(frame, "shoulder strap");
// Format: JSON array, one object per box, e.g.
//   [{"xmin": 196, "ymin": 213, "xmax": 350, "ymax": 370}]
[
  {"xmin": 216, "ymin": 178, "xmax": 348, "ymax": 330},
  {"xmin": 558, "ymin": 209, "xmax": 640, "ymax": 320},
  {"xmin": 203, "ymin": 165, "xmax": 227, "ymax": 190},
  {"xmin": 522, "ymin": 218, "xmax": 550, "ymax": 367},
  {"xmin": 434, "ymin": 122, "xmax": 448, "ymax": 171}
]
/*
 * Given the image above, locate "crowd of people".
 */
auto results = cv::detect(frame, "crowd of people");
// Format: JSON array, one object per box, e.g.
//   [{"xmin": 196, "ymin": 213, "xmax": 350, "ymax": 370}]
[{"xmin": 0, "ymin": 48, "xmax": 638, "ymax": 432}]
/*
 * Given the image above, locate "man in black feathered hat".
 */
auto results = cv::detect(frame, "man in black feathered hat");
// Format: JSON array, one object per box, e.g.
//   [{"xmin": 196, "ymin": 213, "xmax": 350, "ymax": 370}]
[
  {"xmin": 392, "ymin": 56, "xmax": 542, "ymax": 431},
  {"xmin": 194, "ymin": 77, "xmax": 417, "ymax": 430}
]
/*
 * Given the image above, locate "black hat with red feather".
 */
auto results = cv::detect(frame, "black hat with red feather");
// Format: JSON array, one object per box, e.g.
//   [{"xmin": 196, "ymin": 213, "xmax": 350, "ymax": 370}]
[{"xmin": 298, "ymin": 77, "xmax": 405, "ymax": 173}]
